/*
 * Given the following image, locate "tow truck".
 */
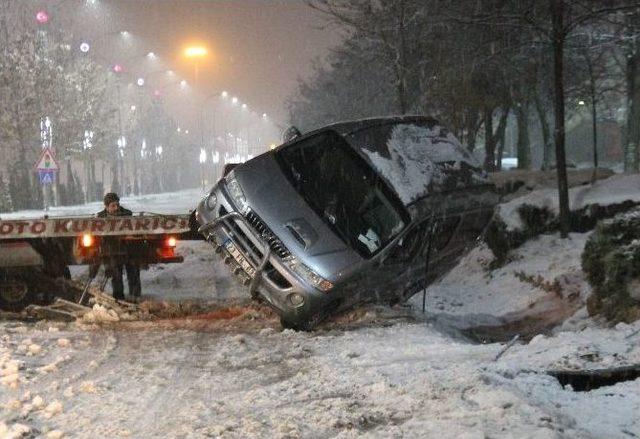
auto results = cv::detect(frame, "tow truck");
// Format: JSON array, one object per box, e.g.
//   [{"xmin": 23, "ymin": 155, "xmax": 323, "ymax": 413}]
[{"xmin": 0, "ymin": 213, "xmax": 195, "ymax": 311}]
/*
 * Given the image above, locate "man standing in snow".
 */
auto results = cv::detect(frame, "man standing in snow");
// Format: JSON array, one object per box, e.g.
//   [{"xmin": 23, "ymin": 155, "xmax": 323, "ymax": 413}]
[{"xmin": 97, "ymin": 192, "xmax": 141, "ymax": 301}]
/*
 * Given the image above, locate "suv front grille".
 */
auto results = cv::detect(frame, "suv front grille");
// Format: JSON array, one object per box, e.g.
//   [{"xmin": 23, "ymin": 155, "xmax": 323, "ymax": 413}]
[
  {"xmin": 213, "ymin": 205, "xmax": 293, "ymax": 289},
  {"xmin": 245, "ymin": 210, "xmax": 291, "ymax": 259}
]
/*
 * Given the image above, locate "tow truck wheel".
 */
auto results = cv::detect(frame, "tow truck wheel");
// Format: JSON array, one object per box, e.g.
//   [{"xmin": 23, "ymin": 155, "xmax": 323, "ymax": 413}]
[{"xmin": 0, "ymin": 278, "xmax": 33, "ymax": 312}]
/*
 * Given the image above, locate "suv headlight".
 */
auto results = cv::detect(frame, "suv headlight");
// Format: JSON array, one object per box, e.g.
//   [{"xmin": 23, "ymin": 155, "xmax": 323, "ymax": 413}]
[
  {"xmin": 205, "ymin": 192, "xmax": 217, "ymax": 210},
  {"xmin": 225, "ymin": 172, "xmax": 248, "ymax": 213},
  {"xmin": 282, "ymin": 255, "xmax": 334, "ymax": 292}
]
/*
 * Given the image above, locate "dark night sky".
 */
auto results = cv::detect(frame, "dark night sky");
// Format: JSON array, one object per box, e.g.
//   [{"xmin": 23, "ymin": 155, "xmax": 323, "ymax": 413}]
[{"xmin": 106, "ymin": 0, "xmax": 343, "ymax": 123}]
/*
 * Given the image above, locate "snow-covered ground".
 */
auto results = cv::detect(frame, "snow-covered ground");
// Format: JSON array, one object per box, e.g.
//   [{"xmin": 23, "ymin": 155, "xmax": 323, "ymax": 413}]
[
  {"xmin": 2, "ymin": 178, "xmax": 640, "ymax": 438},
  {"xmin": 1, "ymin": 315, "xmax": 639, "ymax": 438}
]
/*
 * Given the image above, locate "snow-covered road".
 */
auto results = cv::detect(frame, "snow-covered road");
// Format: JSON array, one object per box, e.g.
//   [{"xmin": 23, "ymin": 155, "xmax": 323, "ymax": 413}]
[{"xmin": 2, "ymin": 315, "xmax": 640, "ymax": 438}]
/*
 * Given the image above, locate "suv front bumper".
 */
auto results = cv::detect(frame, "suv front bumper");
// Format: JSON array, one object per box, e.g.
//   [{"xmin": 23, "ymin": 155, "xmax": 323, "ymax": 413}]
[{"xmin": 196, "ymin": 188, "xmax": 331, "ymax": 326}]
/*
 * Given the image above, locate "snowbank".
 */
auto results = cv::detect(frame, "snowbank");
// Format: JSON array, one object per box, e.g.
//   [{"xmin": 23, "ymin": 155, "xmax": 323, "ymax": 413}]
[
  {"xmin": 412, "ymin": 233, "xmax": 588, "ymax": 319},
  {"xmin": 499, "ymin": 174, "xmax": 640, "ymax": 231}
]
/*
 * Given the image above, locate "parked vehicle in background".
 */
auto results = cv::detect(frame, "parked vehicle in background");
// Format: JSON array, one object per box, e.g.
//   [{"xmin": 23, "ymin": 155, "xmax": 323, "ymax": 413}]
[{"xmin": 196, "ymin": 116, "xmax": 499, "ymax": 329}]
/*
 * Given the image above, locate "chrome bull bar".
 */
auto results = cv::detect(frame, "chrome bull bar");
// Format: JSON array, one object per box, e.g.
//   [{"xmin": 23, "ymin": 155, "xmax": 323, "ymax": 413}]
[{"xmin": 198, "ymin": 212, "xmax": 272, "ymax": 296}]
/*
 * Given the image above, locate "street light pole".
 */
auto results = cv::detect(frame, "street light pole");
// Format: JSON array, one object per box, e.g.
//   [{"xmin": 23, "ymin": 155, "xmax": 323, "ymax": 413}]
[
  {"xmin": 184, "ymin": 45, "xmax": 208, "ymax": 188},
  {"xmin": 199, "ymin": 148, "xmax": 207, "ymax": 191}
]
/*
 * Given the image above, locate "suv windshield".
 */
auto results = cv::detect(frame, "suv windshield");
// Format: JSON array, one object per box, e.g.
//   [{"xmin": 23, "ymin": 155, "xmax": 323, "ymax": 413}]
[{"xmin": 275, "ymin": 130, "xmax": 407, "ymax": 258}]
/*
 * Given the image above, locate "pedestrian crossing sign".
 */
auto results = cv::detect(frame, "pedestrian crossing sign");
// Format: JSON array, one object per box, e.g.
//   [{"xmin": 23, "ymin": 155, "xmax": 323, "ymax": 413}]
[
  {"xmin": 34, "ymin": 147, "xmax": 60, "ymax": 171},
  {"xmin": 38, "ymin": 170, "xmax": 55, "ymax": 185}
]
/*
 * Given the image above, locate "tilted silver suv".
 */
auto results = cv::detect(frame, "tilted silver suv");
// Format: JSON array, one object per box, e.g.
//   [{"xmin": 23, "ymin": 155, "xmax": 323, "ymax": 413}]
[{"xmin": 196, "ymin": 116, "xmax": 499, "ymax": 329}]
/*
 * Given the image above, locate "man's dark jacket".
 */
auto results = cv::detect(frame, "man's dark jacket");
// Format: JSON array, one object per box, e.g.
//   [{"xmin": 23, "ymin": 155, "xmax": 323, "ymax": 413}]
[
  {"xmin": 96, "ymin": 206, "xmax": 134, "ymax": 258},
  {"xmin": 97, "ymin": 206, "xmax": 133, "ymax": 218}
]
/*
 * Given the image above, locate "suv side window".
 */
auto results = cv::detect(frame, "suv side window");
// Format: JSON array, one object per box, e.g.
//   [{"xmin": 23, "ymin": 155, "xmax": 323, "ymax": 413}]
[
  {"xmin": 431, "ymin": 216, "xmax": 461, "ymax": 253},
  {"xmin": 385, "ymin": 221, "xmax": 430, "ymax": 264}
]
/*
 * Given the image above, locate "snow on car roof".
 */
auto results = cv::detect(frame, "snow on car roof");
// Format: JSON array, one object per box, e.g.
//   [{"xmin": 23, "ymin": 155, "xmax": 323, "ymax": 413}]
[{"xmin": 337, "ymin": 118, "xmax": 483, "ymax": 205}]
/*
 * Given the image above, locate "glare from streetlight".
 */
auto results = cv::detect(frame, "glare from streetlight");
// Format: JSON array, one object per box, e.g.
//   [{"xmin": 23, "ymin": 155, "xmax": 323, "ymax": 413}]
[
  {"xmin": 242, "ymin": 103, "xmax": 247, "ymax": 110},
  {"xmin": 232, "ymin": 97, "xmax": 238, "ymax": 104},
  {"xmin": 578, "ymin": 100, "xmax": 585, "ymax": 106},
  {"xmin": 147, "ymin": 52, "xmax": 156, "ymax": 59},
  {"xmin": 80, "ymin": 42, "xmax": 90, "ymax": 53},
  {"xmin": 262, "ymin": 113, "xmax": 267, "ymax": 119},
  {"xmin": 137, "ymin": 78, "xmax": 145, "ymax": 87},
  {"xmin": 120, "ymin": 31, "xmax": 129, "ymax": 37},
  {"xmin": 221, "ymin": 91, "xmax": 228, "ymax": 98},
  {"xmin": 36, "ymin": 10, "xmax": 49, "ymax": 24},
  {"xmin": 180, "ymin": 80, "xmax": 188, "ymax": 87},
  {"xmin": 112, "ymin": 64, "xmax": 124, "ymax": 73},
  {"xmin": 184, "ymin": 46, "xmax": 208, "ymax": 58},
  {"xmin": 199, "ymin": 148, "xmax": 207, "ymax": 164},
  {"xmin": 130, "ymin": 105, "xmax": 136, "ymax": 112}
]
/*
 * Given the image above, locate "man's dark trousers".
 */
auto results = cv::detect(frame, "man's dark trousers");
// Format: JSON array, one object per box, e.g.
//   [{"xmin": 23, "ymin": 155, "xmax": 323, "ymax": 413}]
[{"xmin": 110, "ymin": 262, "xmax": 141, "ymax": 300}]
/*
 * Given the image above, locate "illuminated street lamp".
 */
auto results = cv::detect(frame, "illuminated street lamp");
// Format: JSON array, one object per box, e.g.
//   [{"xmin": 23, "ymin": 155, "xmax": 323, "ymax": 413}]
[
  {"xmin": 117, "ymin": 136, "xmax": 126, "ymax": 156},
  {"xmin": 183, "ymin": 45, "xmax": 208, "ymax": 85},
  {"xmin": 36, "ymin": 10, "xmax": 49, "ymax": 24},
  {"xmin": 137, "ymin": 77, "xmax": 145, "ymax": 87},
  {"xmin": 184, "ymin": 46, "xmax": 208, "ymax": 58},
  {"xmin": 80, "ymin": 42, "xmax": 90, "ymax": 53},
  {"xmin": 83, "ymin": 130, "xmax": 94, "ymax": 150}
]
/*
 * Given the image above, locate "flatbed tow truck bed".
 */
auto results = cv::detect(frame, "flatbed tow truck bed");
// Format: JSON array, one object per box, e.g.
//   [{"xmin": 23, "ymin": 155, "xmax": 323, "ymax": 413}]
[{"xmin": 0, "ymin": 213, "xmax": 196, "ymax": 311}]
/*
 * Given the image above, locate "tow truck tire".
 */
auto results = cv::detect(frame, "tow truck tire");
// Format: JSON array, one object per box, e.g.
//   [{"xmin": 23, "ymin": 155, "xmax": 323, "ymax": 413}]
[{"xmin": 0, "ymin": 278, "xmax": 33, "ymax": 312}]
